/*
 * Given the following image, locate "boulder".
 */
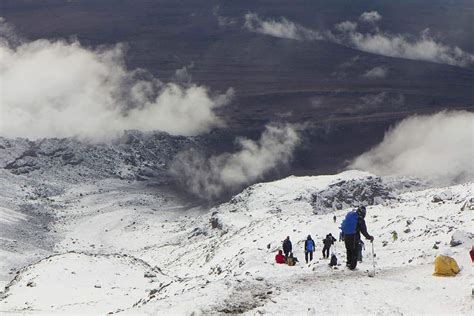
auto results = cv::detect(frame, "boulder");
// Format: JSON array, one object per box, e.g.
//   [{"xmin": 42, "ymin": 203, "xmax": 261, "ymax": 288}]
[
  {"xmin": 432, "ymin": 190, "xmax": 453, "ymax": 203},
  {"xmin": 450, "ymin": 230, "xmax": 472, "ymax": 247}
]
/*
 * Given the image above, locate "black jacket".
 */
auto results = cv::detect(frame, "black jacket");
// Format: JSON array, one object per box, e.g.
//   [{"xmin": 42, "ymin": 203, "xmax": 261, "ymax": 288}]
[
  {"xmin": 283, "ymin": 239, "xmax": 292, "ymax": 253},
  {"xmin": 323, "ymin": 234, "xmax": 336, "ymax": 247},
  {"xmin": 356, "ymin": 216, "xmax": 372, "ymax": 240}
]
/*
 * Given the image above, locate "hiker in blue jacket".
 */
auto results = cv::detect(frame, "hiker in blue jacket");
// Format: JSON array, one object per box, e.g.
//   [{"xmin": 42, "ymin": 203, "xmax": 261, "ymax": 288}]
[
  {"xmin": 341, "ymin": 206, "xmax": 374, "ymax": 270},
  {"xmin": 304, "ymin": 235, "xmax": 316, "ymax": 263}
]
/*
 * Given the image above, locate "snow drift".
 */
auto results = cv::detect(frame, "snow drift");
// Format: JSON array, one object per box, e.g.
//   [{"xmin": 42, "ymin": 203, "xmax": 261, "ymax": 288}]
[{"xmin": 350, "ymin": 111, "xmax": 474, "ymax": 184}]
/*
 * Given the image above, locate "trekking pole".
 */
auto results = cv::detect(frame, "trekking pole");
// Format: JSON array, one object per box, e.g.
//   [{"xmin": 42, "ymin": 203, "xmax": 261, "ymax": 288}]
[{"xmin": 368, "ymin": 241, "xmax": 376, "ymax": 277}]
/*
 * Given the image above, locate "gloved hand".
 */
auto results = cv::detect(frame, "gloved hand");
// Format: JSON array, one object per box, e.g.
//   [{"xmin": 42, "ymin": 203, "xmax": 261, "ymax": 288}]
[{"xmin": 369, "ymin": 236, "xmax": 374, "ymax": 242}]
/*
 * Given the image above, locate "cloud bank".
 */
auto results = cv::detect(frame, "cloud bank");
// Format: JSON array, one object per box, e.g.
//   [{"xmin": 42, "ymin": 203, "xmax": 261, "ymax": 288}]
[
  {"xmin": 242, "ymin": 11, "xmax": 474, "ymax": 67},
  {"xmin": 0, "ymin": 19, "xmax": 233, "ymax": 140},
  {"xmin": 331, "ymin": 11, "xmax": 474, "ymax": 67},
  {"xmin": 170, "ymin": 124, "xmax": 301, "ymax": 200},
  {"xmin": 349, "ymin": 111, "xmax": 474, "ymax": 184},
  {"xmin": 244, "ymin": 13, "xmax": 322, "ymax": 41},
  {"xmin": 342, "ymin": 28, "xmax": 474, "ymax": 67}
]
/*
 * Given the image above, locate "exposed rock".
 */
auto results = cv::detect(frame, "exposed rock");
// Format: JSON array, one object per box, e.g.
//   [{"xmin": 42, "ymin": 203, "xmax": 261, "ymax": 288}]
[
  {"xmin": 461, "ymin": 197, "xmax": 474, "ymax": 211},
  {"xmin": 0, "ymin": 131, "xmax": 194, "ymax": 182},
  {"xmin": 310, "ymin": 176, "xmax": 395, "ymax": 213},
  {"xmin": 144, "ymin": 271, "xmax": 157, "ymax": 278},
  {"xmin": 188, "ymin": 227, "xmax": 207, "ymax": 239},
  {"xmin": 210, "ymin": 214, "xmax": 222, "ymax": 230},
  {"xmin": 450, "ymin": 230, "xmax": 472, "ymax": 247},
  {"xmin": 432, "ymin": 190, "xmax": 453, "ymax": 203}
]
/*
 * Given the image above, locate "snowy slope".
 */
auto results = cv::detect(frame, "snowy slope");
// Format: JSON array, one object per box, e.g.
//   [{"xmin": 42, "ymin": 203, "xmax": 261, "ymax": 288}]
[
  {"xmin": 0, "ymin": 170, "xmax": 472, "ymax": 314},
  {"xmin": 0, "ymin": 131, "xmax": 196, "ymax": 289}
]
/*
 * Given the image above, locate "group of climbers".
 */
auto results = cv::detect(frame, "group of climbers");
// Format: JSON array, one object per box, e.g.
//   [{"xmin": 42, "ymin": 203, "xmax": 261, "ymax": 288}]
[
  {"xmin": 273, "ymin": 204, "xmax": 470, "ymax": 288},
  {"xmin": 275, "ymin": 233, "xmax": 338, "ymax": 266},
  {"xmin": 275, "ymin": 205, "xmax": 373, "ymax": 269},
  {"xmin": 274, "ymin": 204, "xmax": 467, "ymax": 279},
  {"xmin": 275, "ymin": 233, "xmax": 336, "ymax": 265}
]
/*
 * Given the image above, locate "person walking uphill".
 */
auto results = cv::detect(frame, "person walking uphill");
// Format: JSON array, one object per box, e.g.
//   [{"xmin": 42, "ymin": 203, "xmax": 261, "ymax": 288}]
[
  {"xmin": 341, "ymin": 206, "xmax": 374, "ymax": 270},
  {"xmin": 322, "ymin": 233, "xmax": 336, "ymax": 259},
  {"xmin": 282, "ymin": 236, "xmax": 292, "ymax": 258},
  {"xmin": 304, "ymin": 235, "xmax": 316, "ymax": 263}
]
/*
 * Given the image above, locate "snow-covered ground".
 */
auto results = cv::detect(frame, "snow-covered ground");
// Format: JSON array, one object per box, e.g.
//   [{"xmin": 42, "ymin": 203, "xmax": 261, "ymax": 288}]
[{"xmin": 0, "ymin": 168, "xmax": 472, "ymax": 314}]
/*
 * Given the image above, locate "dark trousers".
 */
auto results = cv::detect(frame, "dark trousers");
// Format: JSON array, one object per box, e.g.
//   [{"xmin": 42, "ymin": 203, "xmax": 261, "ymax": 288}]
[
  {"xmin": 322, "ymin": 246, "xmax": 330, "ymax": 258},
  {"xmin": 344, "ymin": 234, "xmax": 360, "ymax": 270},
  {"xmin": 305, "ymin": 251, "xmax": 313, "ymax": 263},
  {"xmin": 284, "ymin": 251, "xmax": 290, "ymax": 258}
]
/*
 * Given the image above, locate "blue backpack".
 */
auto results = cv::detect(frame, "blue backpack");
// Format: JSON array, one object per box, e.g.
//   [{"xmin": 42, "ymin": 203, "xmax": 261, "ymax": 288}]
[
  {"xmin": 341, "ymin": 211, "xmax": 359, "ymax": 235},
  {"xmin": 306, "ymin": 240, "xmax": 315, "ymax": 252}
]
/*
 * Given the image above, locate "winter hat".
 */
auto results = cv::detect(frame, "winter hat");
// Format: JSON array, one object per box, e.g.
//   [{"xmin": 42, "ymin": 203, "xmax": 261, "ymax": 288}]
[
  {"xmin": 357, "ymin": 206, "xmax": 367, "ymax": 218},
  {"xmin": 439, "ymin": 248, "xmax": 453, "ymax": 257}
]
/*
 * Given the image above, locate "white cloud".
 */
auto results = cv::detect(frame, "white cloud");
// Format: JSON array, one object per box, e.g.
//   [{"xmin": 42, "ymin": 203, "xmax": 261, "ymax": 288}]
[
  {"xmin": 244, "ymin": 12, "xmax": 322, "ymax": 41},
  {"xmin": 360, "ymin": 92, "xmax": 388, "ymax": 106},
  {"xmin": 173, "ymin": 63, "xmax": 193, "ymax": 83},
  {"xmin": 212, "ymin": 5, "xmax": 238, "ymax": 27},
  {"xmin": 170, "ymin": 124, "xmax": 301, "ymax": 199},
  {"xmin": 310, "ymin": 97, "xmax": 324, "ymax": 109},
  {"xmin": 362, "ymin": 66, "xmax": 388, "ymax": 78},
  {"xmin": 242, "ymin": 12, "xmax": 474, "ymax": 67},
  {"xmin": 358, "ymin": 92, "xmax": 404, "ymax": 111},
  {"xmin": 349, "ymin": 111, "xmax": 474, "ymax": 184},
  {"xmin": 345, "ymin": 29, "xmax": 474, "ymax": 67},
  {"xmin": 335, "ymin": 21, "xmax": 357, "ymax": 32},
  {"xmin": 0, "ymin": 19, "xmax": 233, "ymax": 140},
  {"xmin": 359, "ymin": 11, "xmax": 382, "ymax": 23}
]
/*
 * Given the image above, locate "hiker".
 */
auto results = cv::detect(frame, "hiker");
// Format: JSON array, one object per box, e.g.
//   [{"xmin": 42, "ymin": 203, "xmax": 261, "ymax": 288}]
[
  {"xmin": 329, "ymin": 251, "xmax": 338, "ymax": 267},
  {"xmin": 304, "ymin": 235, "xmax": 316, "ymax": 263},
  {"xmin": 287, "ymin": 252, "xmax": 299, "ymax": 266},
  {"xmin": 282, "ymin": 236, "xmax": 292, "ymax": 258},
  {"xmin": 392, "ymin": 231, "xmax": 398, "ymax": 242},
  {"xmin": 341, "ymin": 206, "xmax": 374, "ymax": 270},
  {"xmin": 470, "ymin": 246, "xmax": 474, "ymax": 263},
  {"xmin": 339, "ymin": 231, "xmax": 344, "ymax": 242},
  {"xmin": 322, "ymin": 233, "xmax": 336, "ymax": 259},
  {"xmin": 433, "ymin": 248, "xmax": 460, "ymax": 277},
  {"xmin": 357, "ymin": 240, "xmax": 365, "ymax": 262},
  {"xmin": 275, "ymin": 250, "xmax": 286, "ymax": 264},
  {"xmin": 333, "ymin": 215, "xmax": 336, "ymax": 223}
]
